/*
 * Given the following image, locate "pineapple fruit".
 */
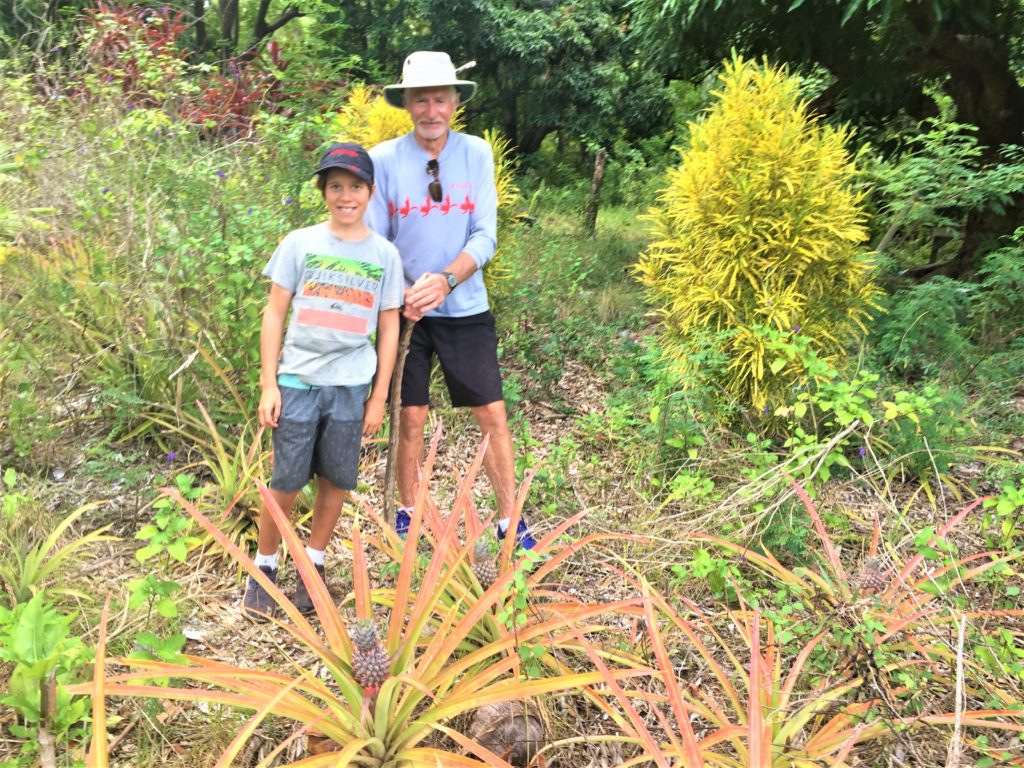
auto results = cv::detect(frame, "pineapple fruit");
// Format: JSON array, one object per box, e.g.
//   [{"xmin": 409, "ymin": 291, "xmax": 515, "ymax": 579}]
[
  {"xmin": 350, "ymin": 619, "xmax": 389, "ymax": 691},
  {"xmin": 472, "ymin": 537, "xmax": 498, "ymax": 589},
  {"xmin": 854, "ymin": 556, "xmax": 888, "ymax": 595}
]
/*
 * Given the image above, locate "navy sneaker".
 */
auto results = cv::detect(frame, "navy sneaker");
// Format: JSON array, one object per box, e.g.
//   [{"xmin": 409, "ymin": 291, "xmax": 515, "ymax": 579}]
[
  {"xmin": 242, "ymin": 565, "xmax": 278, "ymax": 622},
  {"xmin": 395, "ymin": 507, "xmax": 411, "ymax": 538},
  {"xmin": 291, "ymin": 563, "xmax": 327, "ymax": 616},
  {"xmin": 498, "ymin": 518, "xmax": 537, "ymax": 550}
]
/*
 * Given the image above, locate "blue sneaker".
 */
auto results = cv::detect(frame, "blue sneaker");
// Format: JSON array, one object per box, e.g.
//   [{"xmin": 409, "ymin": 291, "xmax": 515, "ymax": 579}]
[
  {"xmin": 498, "ymin": 518, "xmax": 536, "ymax": 550},
  {"xmin": 395, "ymin": 507, "xmax": 411, "ymax": 539}
]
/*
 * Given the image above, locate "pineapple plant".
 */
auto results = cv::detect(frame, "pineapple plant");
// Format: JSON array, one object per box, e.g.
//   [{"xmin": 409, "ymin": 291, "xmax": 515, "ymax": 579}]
[
  {"xmin": 635, "ymin": 55, "xmax": 881, "ymax": 411},
  {"xmin": 472, "ymin": 536, "xmax": 498, "ymax": 589},
  {"xmin": 854, "ymin": 556, "xmax": 888, "ymax": 595},
  {"xmin": 350, "ymin": 618, "xmax": 389, "ymax": 692}
]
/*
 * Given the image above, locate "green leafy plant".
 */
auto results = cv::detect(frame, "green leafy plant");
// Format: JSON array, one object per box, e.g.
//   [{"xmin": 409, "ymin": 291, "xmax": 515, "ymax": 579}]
[
  {"xmin": 127, "ymin": 574, "xmax": 182, "ymax": 621},
  {"xmin": 636, "ymin": 54, "xmax": 881, "ymax": 411},
  {"xmin": 983, "ymin": 479, "xmax": 1024, "ymax": 550},
  {"xmin": 135, "ymin": 473, "xmax": 203, "ymax": 566},
  {"xmin": 0, "ymin": 594, "xmax": 93, "ymax": 763}
]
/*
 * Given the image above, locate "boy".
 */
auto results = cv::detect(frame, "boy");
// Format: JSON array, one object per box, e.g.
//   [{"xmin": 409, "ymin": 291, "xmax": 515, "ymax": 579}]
[{"xmin": 242, "ymin": 142, "xmax": 402, "ymax": 621}]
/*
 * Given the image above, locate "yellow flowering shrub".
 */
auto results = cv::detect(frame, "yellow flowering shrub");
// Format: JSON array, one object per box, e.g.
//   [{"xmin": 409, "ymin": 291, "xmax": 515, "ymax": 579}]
[{"xmin": 636, "ymin": 56, "xmax": 881, "ymax": 410}]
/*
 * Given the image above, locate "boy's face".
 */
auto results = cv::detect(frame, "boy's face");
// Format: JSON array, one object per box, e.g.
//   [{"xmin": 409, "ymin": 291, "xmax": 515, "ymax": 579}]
[{"xmin": 322, "ymin": 168, "xmax": 373, "ymax": 228}]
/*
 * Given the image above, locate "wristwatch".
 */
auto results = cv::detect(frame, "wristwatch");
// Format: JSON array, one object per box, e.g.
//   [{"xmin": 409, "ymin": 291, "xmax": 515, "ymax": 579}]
[{"xmin": 441, "ymin": 271, "xmax": 458, "ymax": 292}]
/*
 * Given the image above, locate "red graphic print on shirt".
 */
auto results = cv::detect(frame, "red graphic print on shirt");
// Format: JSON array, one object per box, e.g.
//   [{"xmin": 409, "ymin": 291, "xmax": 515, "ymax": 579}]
[{"xmin": 386, "ymin": 193, "xmax": 476, "ymax": 218}]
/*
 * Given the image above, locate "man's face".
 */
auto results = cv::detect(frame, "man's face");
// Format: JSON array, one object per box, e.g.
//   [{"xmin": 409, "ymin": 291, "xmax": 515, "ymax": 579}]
[{"xmin": 404, "ymin": 86, "xmax": 459, "ymax": 144}]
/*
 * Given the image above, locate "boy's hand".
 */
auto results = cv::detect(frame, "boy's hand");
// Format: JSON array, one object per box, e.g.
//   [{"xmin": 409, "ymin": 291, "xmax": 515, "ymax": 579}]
[
  {"xmin": 362, "ymin": 397, "xmax": 386, "ymax": 436},
  {"xmin": 258, "ymin": 385, "xmax": 282, "ymax": 428}
]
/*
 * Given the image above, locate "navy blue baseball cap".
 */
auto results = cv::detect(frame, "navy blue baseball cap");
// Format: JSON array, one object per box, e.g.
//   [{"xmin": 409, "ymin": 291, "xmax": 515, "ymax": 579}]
[{"xmin": 314, "ymin": 142, "xmax": 374, "ymax": 183}]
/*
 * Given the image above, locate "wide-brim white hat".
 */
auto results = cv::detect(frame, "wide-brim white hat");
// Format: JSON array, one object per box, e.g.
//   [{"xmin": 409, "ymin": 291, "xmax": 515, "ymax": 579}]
[{"xmin": 383, "ymin": 51, "xmax": 477, "ymax": 108}]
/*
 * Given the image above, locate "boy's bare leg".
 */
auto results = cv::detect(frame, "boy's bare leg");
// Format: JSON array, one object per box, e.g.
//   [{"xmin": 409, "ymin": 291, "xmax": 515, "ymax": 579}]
[
  {"xmin": 308, "ymin": 477, "xmax": 348, "ymax": 550},
  {"xmin": 256, "ymin": 487, "xmax": 301, "ymax": 555},
  {"xmin": 397, "ymin": 404, "xmax": 429, "ymax": 509},
  {"xmin": 470, "ymin": 400, "xmax": 516, "ymax": 520}
]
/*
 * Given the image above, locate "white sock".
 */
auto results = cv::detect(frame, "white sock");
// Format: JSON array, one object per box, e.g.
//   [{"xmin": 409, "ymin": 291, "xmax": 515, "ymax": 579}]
[
  {"xmin": 305, "ymin": 545, "xmax": 326, "ymax": 566},
  {"xmin": 255, "ymin": 551, "xmax": 278, "ymax": 570},
  {"xmin": 498, "ymin": 518, "xmax": 510, "ymax": 533}
]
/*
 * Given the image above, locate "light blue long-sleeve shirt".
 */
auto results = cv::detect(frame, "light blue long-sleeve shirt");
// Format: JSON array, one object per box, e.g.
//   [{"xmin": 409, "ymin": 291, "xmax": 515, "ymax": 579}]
[{"xmin": 366, "ymin": 131, "xmax": 497, "ymax": 318}]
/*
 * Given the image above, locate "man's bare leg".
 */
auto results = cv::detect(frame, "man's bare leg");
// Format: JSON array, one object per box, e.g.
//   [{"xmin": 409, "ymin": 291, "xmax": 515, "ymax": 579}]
[
  {"xmin": 471, "ymin": 400, "xmax": 517, "ymax": 521},
  {"xmin": 398, "ymin": 404, "xmax": 429, "ymax": 509}
]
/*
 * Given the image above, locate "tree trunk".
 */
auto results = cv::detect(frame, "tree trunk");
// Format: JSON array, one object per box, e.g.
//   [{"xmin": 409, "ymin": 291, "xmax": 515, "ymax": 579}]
[
  {"xmin": 192, "ymin": 0, "xmax": 209, "ymax": 54},
  {"xmin": 903, "ymin": 3, "xmax": 1024, "ymax": 153},
  {"xmin": 583, "ymin": 147, "xmax": 607, "ymax": 236},
  {"xmin": 518, "ymin": 124, "xmax": 554, "ymax": 155}
]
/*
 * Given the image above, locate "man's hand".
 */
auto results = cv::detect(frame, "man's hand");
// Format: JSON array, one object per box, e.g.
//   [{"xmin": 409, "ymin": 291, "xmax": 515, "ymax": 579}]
[
  {"xmin": 403, "ymin": 272, "xmax": 450, "ymax": 320},
  {"xmin": 362, "ymin": 396, "xmax": 386, "ymax": 436},
  {"xmin": 258, "ymin": 384, "xmax": 282, "ymax": 428}
]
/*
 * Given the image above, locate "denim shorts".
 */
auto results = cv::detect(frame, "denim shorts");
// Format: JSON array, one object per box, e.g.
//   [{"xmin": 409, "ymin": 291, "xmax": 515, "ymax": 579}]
[{"xmin": 269, "ymin": 383, "xmax": 369, "ymax": 493}]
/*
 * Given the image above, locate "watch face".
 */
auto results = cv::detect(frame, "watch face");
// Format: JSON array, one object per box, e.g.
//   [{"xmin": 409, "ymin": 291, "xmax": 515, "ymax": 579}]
[{"xmin": 444, "ymin": 272, "xmax": 457, "ymax": 289}]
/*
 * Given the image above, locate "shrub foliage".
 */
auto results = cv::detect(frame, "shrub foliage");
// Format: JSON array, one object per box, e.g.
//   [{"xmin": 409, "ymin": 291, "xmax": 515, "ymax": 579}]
[{"xmin": 636, "ymin": 56, "xmax": 881, "ymax": 410}]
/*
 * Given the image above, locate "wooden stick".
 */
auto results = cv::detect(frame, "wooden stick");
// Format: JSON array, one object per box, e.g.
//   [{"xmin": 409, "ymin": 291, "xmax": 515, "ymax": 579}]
[
  {"xmin": 383, "ymin": 321, "xmax": 417, "ymax": 524},
  {"xmin": 39, "ymin": 673, "xmax": 57, "ymax": 767}
]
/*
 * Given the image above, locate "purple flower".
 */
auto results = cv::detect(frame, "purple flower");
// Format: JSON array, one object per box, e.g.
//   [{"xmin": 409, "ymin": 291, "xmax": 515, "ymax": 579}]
[
  {"xmin": 766, "ymin": 299, "xmax": 771, "ymax": 305},
  {"xmin": 167, "ymin": 452, "xmax": 176, "ymax": 461},
  {"xmin": 101, "ymin": 187, "xmax": 110, "ymax": 195},
  {"xmin": 793, "ymin": 325, "xmax": 801, "ymax": 332},
  {"xmin": 125, "ymin": 103, "xmax": 134, "ymax": 111},
  {"xmin": 762, "ymin": 407, "xmax": 770, "ymax": 414},
  {"xmin": 215, "ymin": 169, "xmax": 226, "ymax": 179},
  {"xmin": 858, "ymin": 446, "xmax": 867, "ymax": 458},
  {"xmin": 246, "ymin": 207, "xmax": 254, "ymax": 215},
  {"xmin": 284, "ymin": 197, "xmax": 293, "ymax": 205}
]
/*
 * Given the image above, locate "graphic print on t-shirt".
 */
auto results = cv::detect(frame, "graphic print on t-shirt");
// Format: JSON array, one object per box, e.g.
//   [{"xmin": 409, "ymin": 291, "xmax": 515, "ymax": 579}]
[{"xmin": 297, "ymin": 253, "xmax": 382, "ymax": 335}]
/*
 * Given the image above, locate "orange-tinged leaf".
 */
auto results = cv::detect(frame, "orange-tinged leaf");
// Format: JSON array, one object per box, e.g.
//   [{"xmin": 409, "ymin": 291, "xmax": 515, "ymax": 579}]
[
  {"xmin": 258, "ymin": 483, "xmax": 348, "ymax": 649},
  {"xmin": 86, "ymin": 597, "xmax": 110, "ymax": 768},
  {"xmin": 352, "ymin": 523, "xmax": 370, "ymax": 620},
  {"xmin": 213, "ymin": 677, "xmax": 304, "ymax": 768},
  {"xmin": 642, "ymin": 589, "xmax": 703, "ymax": 768}
]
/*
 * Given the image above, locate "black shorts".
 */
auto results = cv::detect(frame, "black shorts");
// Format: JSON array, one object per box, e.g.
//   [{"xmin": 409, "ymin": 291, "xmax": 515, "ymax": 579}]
[{"xmin": 401, "ymin": 311, "xmax": 504, "ymax": 408}]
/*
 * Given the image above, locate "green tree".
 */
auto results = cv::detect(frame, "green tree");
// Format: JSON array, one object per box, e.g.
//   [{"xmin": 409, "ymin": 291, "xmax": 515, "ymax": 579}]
[
  {"xmin": 629, "ymin": 0, "xmax": 1024, "ymax": 278},
  {"xmin": 334, "ymin": 0, "xmax": 671, "ymax": 154}
]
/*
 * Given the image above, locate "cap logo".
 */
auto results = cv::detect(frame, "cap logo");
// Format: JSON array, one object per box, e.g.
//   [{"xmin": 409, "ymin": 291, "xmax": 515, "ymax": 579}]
[{"xmin": 329, "ymin": 148, "xmax": 360, "ymax": 157}]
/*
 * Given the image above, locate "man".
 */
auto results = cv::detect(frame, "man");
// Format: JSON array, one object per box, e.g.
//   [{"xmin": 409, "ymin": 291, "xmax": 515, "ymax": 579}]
[{"xmin": 367, "ymin": 51, "xmax": 535, "ymax": 548}]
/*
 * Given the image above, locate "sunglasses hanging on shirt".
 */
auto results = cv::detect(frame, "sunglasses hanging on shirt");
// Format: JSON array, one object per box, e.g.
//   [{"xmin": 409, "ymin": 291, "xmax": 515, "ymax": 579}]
[{"xmin": 426, "ymin": 159, "xmax": 442, "ymax": 203}]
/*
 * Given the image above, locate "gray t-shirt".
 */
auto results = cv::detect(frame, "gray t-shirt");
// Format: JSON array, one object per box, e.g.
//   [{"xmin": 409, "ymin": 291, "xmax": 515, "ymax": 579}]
[{"xmin": 263, "ymin": 222, "xmax": 403, "ymax": 386}]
